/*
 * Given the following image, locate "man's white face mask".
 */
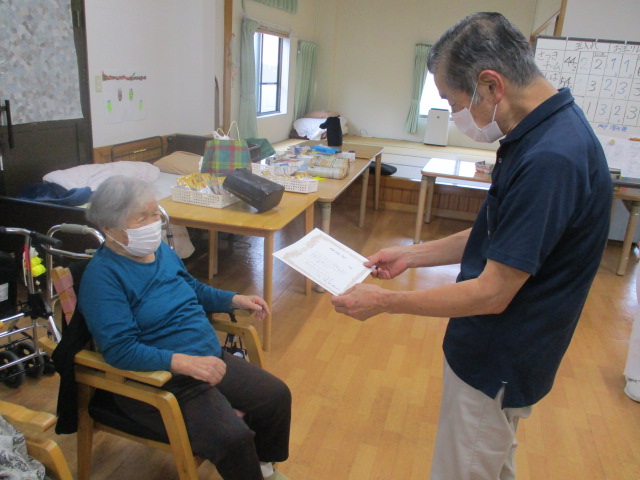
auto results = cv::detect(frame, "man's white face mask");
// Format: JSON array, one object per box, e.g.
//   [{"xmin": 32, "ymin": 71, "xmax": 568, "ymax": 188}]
[{"xmin": 450, "ymin": 82, "xmax": 504, "ymax": 143}]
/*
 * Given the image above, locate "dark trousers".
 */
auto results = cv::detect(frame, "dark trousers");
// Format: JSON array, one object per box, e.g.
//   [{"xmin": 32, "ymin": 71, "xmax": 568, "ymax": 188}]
[{"xmin": 114, "ymin": 352, "xmax": 291, "ymax": 480}]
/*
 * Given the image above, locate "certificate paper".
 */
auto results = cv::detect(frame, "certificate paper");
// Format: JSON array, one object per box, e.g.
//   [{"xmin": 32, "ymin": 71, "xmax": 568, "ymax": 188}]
[{"xmin": 273, "ymin": 228, "xmax": 373, "ymax": 295}]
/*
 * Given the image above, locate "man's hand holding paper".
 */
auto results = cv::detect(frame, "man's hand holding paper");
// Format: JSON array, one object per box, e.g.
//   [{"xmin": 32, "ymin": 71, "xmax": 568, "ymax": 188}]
[
  {"xmin": 331, "ymin": 283, "xmax": 389, "ymax": 321},
  {"xmin": 364, "ymin": 245, "xmax": 410, "ymax": 280}
]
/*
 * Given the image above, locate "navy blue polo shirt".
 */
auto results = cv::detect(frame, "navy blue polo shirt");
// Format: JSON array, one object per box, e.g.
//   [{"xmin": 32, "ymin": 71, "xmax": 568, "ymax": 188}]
[{"xmin": 443, "ymin": 88, "xmax": 612, "ymax": 408}]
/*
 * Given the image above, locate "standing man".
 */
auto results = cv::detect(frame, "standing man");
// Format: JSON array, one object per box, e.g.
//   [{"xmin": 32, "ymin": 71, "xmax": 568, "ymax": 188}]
[{"xmin": 332, "ymin": 12, "xmax": 612, "ymax": 480}]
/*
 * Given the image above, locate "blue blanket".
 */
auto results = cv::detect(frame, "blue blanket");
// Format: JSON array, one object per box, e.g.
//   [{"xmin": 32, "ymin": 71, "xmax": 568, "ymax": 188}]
[{"xmin": 19, "ymin": 182, "xmax": 92, "ymax": 206}]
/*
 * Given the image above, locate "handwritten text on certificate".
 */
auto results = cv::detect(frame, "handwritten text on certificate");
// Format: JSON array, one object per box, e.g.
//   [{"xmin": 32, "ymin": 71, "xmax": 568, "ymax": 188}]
[{"xmin": 273, "ymin": 228, "xmax": 373, "ymax": 295}]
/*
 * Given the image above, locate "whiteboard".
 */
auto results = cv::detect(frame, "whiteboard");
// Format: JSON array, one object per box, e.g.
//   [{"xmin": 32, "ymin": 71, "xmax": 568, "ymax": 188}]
[{"xmin": 534, "ymin": 36, "xmax": 640, "ymax": 139}]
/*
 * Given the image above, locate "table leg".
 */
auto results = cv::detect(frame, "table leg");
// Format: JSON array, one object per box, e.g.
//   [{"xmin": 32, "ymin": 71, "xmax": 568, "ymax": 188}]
[
  {"xmin": 263, "ymin": 233, "xmax": 274, "ymax": 351},
  {"xmin": 208, "ymin": 229, "xmax": 219, "ymax": 279},
  {"xmin": 617, "ymin": 200, "xmax": 640, "ymax": 276},
  {"xmin": 374, "ymin": 153, "xmax": 382, "ymax": 210},
  {"xmin": 319, "ymin": 201, "xmax": 332, "ymax": 234},
  {"xmin": 359, "ymin": 166, "xmax": 370, "ymax": 228},
  {"xmin": 315, "ymin": 202, "xmax": 333, "ymax": 293},
  {"xmin": 304, "ymin": 203, "xmax": 314, "ymax": 296},
  {"xmin": 414, "ymin": 177, "xmax": 428, "ymax": 244},
  {"xmin": 424, "ymin": 177, "xmax": 436, "ymax": 224}
]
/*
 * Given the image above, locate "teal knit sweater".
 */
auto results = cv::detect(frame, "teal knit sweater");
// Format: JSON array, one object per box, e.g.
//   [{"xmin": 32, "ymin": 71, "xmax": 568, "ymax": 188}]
[{"xmin": 78, "ymin": 242, "xmax": 235, "ymax": 371}]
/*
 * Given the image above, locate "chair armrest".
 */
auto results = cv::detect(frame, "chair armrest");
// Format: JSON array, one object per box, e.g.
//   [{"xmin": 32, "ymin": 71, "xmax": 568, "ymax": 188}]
[
  {"xmin": 0, "ymin": 400, "xmax": 57, "ymax": 433},
  {"xmin": 0, "ymin": 400, "xmax": 73, "ymax": 480},
  {"xmin": 74, "ymin": 349, "xmax": 172, "ymax": 387},
  {"xmin": 39, "ymin": 336, "xmax": 57, "ymax": 356},
  {"xmin": 39, "ymin": 336, "xmax": 172, "ymax": 387}
]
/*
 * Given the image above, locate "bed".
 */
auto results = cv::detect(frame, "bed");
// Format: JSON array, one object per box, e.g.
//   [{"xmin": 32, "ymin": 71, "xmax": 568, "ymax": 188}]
[
  {"xmin": 0, "ymin": 134, "xmax": 215, "ymax": 257},
  {"xmin": 290, "ymin": 111, "xmax": 349, "ymax": 140}
]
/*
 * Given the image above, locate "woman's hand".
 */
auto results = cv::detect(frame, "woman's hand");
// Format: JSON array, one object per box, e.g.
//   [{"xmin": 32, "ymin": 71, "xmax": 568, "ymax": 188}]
[
  {"xmin": 170, "ymin": 353, "xmax": 226, "ymax": 385},
  {"xmin": 231, "ymin": 294, "xmax": 270, "ymax": 321}
]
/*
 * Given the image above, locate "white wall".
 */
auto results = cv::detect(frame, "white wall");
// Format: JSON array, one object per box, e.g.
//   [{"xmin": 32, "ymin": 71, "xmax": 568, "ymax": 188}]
[
  {"xmin": 321, "ymin": 0, "xmax": 539, "ymax": 148},
  {"xmin": 563, "ymin": 0, "xmax": 640, "ymax": 41},
  {"xmin": 85, "ymin": 0, "xmax": 640, "ymax": 149},
  {"xmin": 86, "ymin": 0, "xmax": 221, "ymax": 147},
  {"xmin": 532, "ymin": 0, "xmax": 563, "ymax": 35}
]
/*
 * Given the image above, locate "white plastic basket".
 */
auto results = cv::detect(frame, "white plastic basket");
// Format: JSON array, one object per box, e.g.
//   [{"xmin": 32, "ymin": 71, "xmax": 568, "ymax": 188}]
[
  {"xmin": 170, "ymin": 186, "xmax": 240, "ymax": 208},
  {"xmin": 251, "ymin": 164, "xmax": 318, "ymax": 193}
]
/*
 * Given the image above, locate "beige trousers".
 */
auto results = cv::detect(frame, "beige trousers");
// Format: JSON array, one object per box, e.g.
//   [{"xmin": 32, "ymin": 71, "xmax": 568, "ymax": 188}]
[
  {"xmin": 624, "ymin": 266, "xmax": 640, "ymax": 380},
  {"xmin": 430, "ymin": 359, "xmax": 532, "ymax": 480}
]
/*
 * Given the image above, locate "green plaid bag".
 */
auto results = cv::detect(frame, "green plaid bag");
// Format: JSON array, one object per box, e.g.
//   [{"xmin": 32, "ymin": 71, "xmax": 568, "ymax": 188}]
[{"xmin": 201, "ymin": 138, "xmax": 250, "ymax": 176}]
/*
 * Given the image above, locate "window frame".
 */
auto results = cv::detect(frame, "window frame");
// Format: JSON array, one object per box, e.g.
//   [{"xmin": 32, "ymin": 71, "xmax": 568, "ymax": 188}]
[
  {"xmin": 419, "ymin": 72, "xmax": 452, "ymax": 117},
  {"xmin": 255, "ymin": 31, "xmax": 284, "ymax": 116}
]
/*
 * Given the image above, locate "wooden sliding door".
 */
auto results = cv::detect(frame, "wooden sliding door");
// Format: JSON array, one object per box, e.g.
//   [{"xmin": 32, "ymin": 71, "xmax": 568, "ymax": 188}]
[{"xmin": 0, "ymin": 0, "xmax": 92, "ymax": 197}]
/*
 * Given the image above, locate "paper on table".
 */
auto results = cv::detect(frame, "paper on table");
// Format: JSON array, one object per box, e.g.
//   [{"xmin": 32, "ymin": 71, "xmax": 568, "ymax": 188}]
[
  {"xmin": 596, "ymin": 135, "xmax": 640, "ymax": 177},
  {"xmin": 273, "ymin": 228, "xmax": 373, "ymax": 295}
]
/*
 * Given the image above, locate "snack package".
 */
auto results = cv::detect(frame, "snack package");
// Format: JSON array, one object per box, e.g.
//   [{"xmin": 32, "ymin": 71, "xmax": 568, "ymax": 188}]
[{"xmin": 177, "ymin": 172, "xmax": 227, "ymax": 194}]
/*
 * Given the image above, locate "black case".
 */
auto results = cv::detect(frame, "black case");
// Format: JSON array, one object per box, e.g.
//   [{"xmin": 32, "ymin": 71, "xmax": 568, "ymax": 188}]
[
  {"xmin": 0, "ymin": 251, "xmax": 18, "ymax": 318},
  {"xmin": 223, "ymin": 168, "xmax": 284, "ymax": 213}
]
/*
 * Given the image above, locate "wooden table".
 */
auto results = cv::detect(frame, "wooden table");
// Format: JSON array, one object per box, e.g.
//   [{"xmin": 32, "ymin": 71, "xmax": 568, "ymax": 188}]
[
  {"xmin": 613, "ymin": 187, "xmax": 640, "ymax": 275},
  {"xmin": 314, "ymin": 158, "xmax": 371, "ymax": 234},
  {"xmin": 413, "ymin": 158, "xmax": 491, "ymax": 243},
  {"xmin": 301, "ymin": 141, "xmax": 385, "ymax": 214},
  {"xmin": 413, "ymin": 158, "xmax": 639, "ymax": 277},
  {"xmin": 159, "ymin": 192, "xmax": 318, "ymax": 350}
]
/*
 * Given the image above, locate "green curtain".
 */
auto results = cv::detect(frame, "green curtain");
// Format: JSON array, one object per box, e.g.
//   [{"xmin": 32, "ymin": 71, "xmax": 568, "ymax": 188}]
[
  {"xmin": 252, "ymin": 0, "xmax": 297, "ymax": 14},
  {"xmin": 238, "ymin": 18, "xmax": 259, "ymax": 139},
  {"xmin": 293, "ymin": 40, "xmax": 318, "ymax": 120},
  {"xmin": 404, "ymin": 43, "xmax": 432, "ymax": 134}
]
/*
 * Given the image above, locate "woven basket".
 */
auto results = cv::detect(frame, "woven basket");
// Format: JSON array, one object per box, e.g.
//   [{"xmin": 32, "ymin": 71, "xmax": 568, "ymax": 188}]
[
  {"xmin": 170, "ymin": 186, "xmax": 240, "ymax": 208},
  {"xmin": 250, "ymin": 164, "xmax": 318, "ymax": 193}
]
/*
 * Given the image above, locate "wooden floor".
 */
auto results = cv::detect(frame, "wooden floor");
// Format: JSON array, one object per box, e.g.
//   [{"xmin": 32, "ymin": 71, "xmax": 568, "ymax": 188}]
[{"xmin": 2, "ymin": 200, "xmax": 640, "ymax": 479}]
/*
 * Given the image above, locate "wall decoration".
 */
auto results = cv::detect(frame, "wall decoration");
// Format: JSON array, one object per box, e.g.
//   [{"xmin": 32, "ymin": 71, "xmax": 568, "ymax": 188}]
[{"xmin": 101, "ymin": 71, "xmax": 147, "ymax": 124}]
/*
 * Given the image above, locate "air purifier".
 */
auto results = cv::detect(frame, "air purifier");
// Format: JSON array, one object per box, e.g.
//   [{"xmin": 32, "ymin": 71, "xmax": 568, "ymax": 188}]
[{"xmin": 423, "ymin": 108, "xmax": 450, "ymax": 146}]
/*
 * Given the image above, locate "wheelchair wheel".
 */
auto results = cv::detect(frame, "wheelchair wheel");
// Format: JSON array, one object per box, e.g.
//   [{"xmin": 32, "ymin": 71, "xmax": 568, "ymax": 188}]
[
  {"xmin": 15, "ymin": 340, "xmax": 45, "ymax": 378},
  {"xmin": 0, "ymin": 350, "xmax": 26, "ymax": 388}
]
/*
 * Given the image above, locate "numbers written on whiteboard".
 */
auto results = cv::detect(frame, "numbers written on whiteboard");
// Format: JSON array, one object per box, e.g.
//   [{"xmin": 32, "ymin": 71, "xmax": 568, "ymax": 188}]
[{"xmin": 535, "ymin": 37, "xmax": 640, "ymax": 129}]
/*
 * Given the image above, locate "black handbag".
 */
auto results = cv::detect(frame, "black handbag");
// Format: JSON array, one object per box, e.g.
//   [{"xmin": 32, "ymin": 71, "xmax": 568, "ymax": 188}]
[{"xmin": 222, "ymin": 312, "xmax": 248, "ymax": 360}]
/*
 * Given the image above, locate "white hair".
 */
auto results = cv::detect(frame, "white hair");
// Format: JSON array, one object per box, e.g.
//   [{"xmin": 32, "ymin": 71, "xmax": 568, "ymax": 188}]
[{"xmin": 87, "ymin": 176, "xmax": 157, "ymax": 229}]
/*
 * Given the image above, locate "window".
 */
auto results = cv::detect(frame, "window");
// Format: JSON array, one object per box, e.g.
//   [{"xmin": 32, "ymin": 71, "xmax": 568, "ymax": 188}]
[
  {"xmin": 255, "ymin": 32, "xmax": 284, "ymax": 115},
  {"xmin": 419, "ymin": 72, "xmax": 451, "ymax": 116}
]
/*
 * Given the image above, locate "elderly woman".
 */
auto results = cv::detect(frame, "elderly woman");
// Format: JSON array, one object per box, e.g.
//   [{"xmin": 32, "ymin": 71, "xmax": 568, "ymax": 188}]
[{"xmin": 78, "ymin": 176, "xmax": 291, "ymax": 480}]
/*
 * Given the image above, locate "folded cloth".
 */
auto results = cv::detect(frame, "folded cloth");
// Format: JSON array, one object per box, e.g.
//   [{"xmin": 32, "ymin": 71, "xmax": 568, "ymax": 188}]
[
  {"xmin": 18, "ymin": 182, "xmax": 93, "ymax": 206},
  {"xmin": 43, "ymin": 161, "xmax": 160, "ymax": 191}
]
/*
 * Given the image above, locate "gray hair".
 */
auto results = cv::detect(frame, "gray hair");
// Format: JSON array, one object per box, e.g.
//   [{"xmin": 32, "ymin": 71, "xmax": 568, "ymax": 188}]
[
  {"xmin": 87, "ymin": 175, "xmax": 157, "ymax": 229},
  {"xmin": 427, "ymin": 12, "xmax": 542, "ymax": 99}
]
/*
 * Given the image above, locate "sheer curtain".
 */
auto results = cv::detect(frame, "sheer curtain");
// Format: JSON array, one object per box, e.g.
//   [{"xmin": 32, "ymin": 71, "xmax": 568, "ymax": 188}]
[
  {"xmin": 293, "ymin": 40, "xmax": 318, "ymax": 120},
  {"xmin": 238, "ymin": 18, "xmax": 259, "ymax": 139},
  {"xmin": 252, "ymin": 0, "xmax": 297, "ymax": 14},
  {"xmin": 404, "ymin": 43, "xmax": 432, "ymax": 133}
]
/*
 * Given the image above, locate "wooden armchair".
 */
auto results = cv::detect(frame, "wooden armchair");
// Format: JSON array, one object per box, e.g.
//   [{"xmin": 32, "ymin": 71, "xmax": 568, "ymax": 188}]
[
  {"xmin": 40, "ymin": 315, "xmax": 265, "ymax": 480},
  {"xmin": 0, "ymin": 399, "xmax": 73, "ymax": 480}
]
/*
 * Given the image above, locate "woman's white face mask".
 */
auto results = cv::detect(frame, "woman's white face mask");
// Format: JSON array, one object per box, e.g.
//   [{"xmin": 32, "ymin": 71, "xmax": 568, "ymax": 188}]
[
  {"xmin": 108, "ymin": 220, "xmax": 162, "ymax": 257},
  {"xmin": 450, "ymin": 83, "xmax": 504, "ymax": 143}
]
